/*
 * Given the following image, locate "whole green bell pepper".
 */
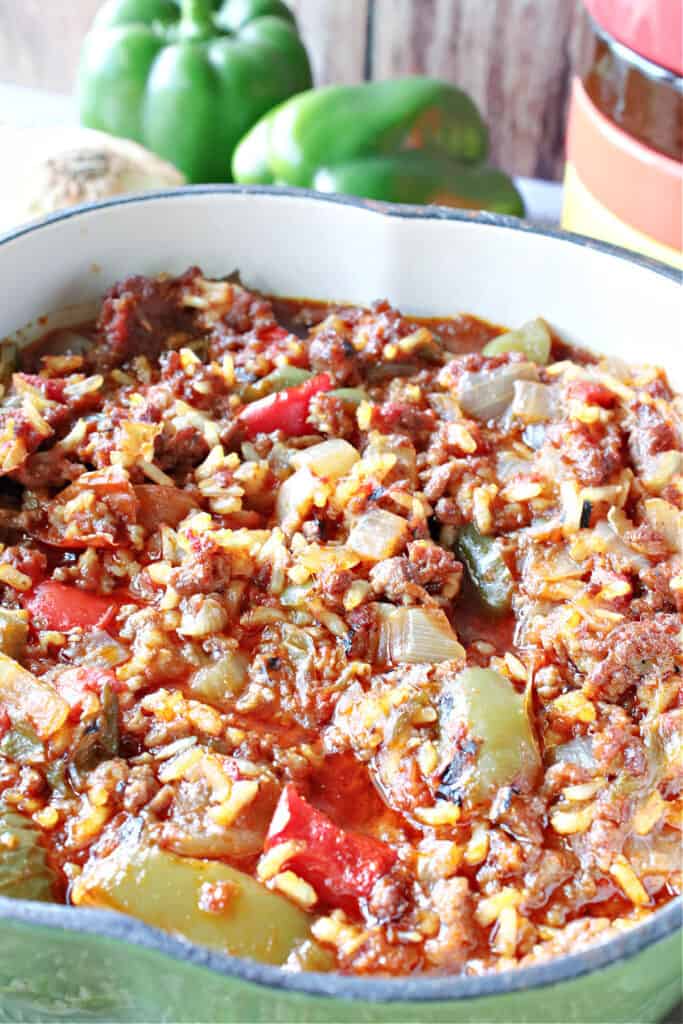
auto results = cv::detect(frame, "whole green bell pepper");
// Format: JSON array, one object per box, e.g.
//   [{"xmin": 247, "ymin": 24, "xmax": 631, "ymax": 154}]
[
  {"xmin": 233, "ymin": 78, "xmax": 488, "ymax": 186},
  {"xmin": 77, "ymin": 0, "xmax": 312, "ymax": 183},
  {"xmin": 232, "ymin": 78, "xmax": 524, "ymax": 215}
]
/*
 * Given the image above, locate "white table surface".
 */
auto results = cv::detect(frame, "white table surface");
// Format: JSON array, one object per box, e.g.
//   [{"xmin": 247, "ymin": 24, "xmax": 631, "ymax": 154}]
[{"xmin": 0, "ymin": 81, "xmax": 564, "ymax": 227}]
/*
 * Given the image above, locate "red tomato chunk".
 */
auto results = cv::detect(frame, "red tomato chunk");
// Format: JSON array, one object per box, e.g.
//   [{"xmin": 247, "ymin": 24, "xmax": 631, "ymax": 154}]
[
  {"xmin": 24, "ymin": 582, "xmax": 123, "ymax": 632},
  {"xmin": 265, "ymin": 785, "xmax": 397, "ymax": 914}
]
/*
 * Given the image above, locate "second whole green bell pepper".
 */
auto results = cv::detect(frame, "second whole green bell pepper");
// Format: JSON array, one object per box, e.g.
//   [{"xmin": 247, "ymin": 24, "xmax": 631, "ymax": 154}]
[
  {"xmin": 232, "ymin": 78, "xmax": 524, "ymax": 215},
  {"xmin": 77, "ymin": 0, "xmax": 312, "ymax": 183}
]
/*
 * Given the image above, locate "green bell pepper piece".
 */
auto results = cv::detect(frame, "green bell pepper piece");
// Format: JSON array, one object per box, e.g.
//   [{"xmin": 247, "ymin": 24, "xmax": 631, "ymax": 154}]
[
  {"xmin": 483, "ymin": 318, "xmax": 552, "ymax": 364},
  {"xmin": 77, "ymin": 0, "xmax": 312, "ymax": 183},
  {"xmin": 457, "ymin": 523, "xmax": 514, "ymax": 614},
  {"xmin": 0, "ymin": 723, "xmax": 44, "ymax": 766},
  {"xmin": 313, "ymin": 151, "xmax": 524, "ymax": 216},
  {"xmin": 74, "ymin": 827, "xmax": 319, "ymax": 965},
  {"xmin": 439, "ymin": 667, "xmax": 541, "ymax": 804},
  {"xmin": 243, "ymin": 364, "xmax": 312, "ymax": 403},
  {"xmin": 329, "ymin": 387, "xmax": 369, "ymax": 406},
  {"xmin": 233, "ymin": 77, "xmax": 489, "ymax": 187},
  {"xmin": 0, "ymin": 608, "xmax": 29, "ymax": 660},
  {"xmin": 0, "ymin": 805, "xmax": 57, "ymax": 902}
]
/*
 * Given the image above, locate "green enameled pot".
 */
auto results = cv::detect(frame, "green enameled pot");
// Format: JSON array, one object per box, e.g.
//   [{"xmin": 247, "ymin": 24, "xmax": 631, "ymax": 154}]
[{"xmin": 0, "ymin": 188, "xmax": 680, "ymax": 1023}]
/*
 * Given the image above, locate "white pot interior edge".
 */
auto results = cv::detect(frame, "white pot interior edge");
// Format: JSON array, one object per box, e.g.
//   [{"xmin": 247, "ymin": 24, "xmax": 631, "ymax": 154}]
[{"xmin": 1, "ymin": 192, "xmax": 681, "ymax": 389}]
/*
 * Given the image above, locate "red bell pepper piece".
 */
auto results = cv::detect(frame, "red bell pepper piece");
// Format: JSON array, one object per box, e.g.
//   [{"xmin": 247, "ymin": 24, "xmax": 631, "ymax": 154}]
[
  {"xmin": 0, "ymin": 707, "xmax": 10, "ymax": 740},
  {"xmin": 24, "ymin": 582, "xmax": 123, "ymax": 633},
  {"xmin": 264, "ymin": 785, "xmax": 397, "ymax": 914},
  {"xmin": 239, "ymin": 373, "xmax": 332, "ymax": 439},
  {"xmin": 567, "ymin": 379, "xmax": 616, "ymax": 408},
  {"xmin": 258, "ymin": 325, "xmax": 289, "ymax": 344}
]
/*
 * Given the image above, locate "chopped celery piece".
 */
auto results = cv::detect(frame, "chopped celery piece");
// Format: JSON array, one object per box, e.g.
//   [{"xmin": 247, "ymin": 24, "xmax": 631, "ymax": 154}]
[{"xmin": 483, "ymin": 318, "xmax": 552, "ymax": 365}]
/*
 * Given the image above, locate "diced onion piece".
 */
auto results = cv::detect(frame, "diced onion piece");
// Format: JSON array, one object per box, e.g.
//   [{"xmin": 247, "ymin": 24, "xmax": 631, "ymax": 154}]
[
  {"xmin": 179, "ymin": 597, "xmax": 228, "ymax": 638},
  {"xmin": 0, "ymin": 653, "xmax": 69, "ymax": 739},
  {"xmin": 511, "ymin": 380, "xmax": 555, "ymax": 423},
  {"xmin": 551, "ymin": 736, "xmax": 596, "ymax": 771},
  {"xmin": 277, "ymin": 467, "xmax": 322, "ymax": 530},
  {"xmin": 642, "ymin": 450, "xmax": 681, "ymax": 493},
  {"xmin": 625, "ymin": 830, "xmax": 682, "ymax": 879},
  {"xmin": 347, "ymin": 509, "xmax": 408, "ymax": 562},
  {"xmin": 569, "ymin": 520, "xmax": 649, "ymax": 571},
  {"xmin": 561, "ymin": 477, "xmax": 629, "ymax": 535},
  {"xmin": 429, "ymin": 392, "xmax": 463, "ymax": 423},
  {"xmin": 189, "ymin": 652, "xmax": 249, "ymax": 704},
  {"xmin": 458, "ymin": 362, "xmax": 537, "ymax": 421},
  {"xmin": 280, "ymin": 583, "xmax": 314, "ymax": 608},
  {"xmin": 385, "ymin": 607, "xmax": 465, "ymax": 665},
  {"xmin": 291, "ymin": 439, "xmax": 359, "ymax": 481},
  {"xmin": 483, "ymin": 319, "xmax": 552, "ymax": 365},
  {"xmin": 644, "ymin": 498, "xmax": 682, "ymax": 553}
]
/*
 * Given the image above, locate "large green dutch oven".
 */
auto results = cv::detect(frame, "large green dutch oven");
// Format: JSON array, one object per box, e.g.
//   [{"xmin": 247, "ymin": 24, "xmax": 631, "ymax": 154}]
[{"xmin": 0, "ymin": 188, "xmax": 681, "ymax": 1023}]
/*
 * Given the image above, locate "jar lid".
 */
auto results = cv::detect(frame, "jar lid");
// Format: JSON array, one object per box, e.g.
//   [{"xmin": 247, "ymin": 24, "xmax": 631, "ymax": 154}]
[{"xmin": 584, "ymin": 0, "xmax": 682, "ymax": 75}]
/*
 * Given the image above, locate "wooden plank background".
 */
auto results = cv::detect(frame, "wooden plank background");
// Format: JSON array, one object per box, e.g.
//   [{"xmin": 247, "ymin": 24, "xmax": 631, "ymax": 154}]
[{"xmin": 0, "ymin": 0, "xmax": 591, "ymax": 179}]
